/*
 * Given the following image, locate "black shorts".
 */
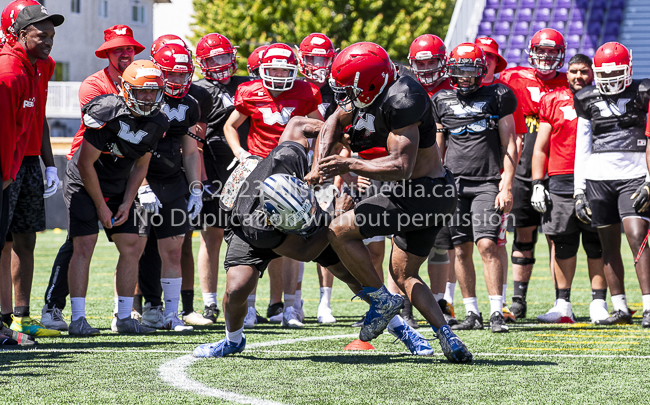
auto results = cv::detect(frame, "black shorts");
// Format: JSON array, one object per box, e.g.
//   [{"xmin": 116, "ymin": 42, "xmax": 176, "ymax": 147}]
[
  {"xmin": 433, "ymin": 224, "xmax": 454, "ymax": 251},
  {"xmin": 198, "ymin": 159, "xmax": 232, "ymax": 229},
  {"xmin": 541, "ymin": 192, "xmax": 598, "ymax": 235},
  {"xmin": 510, "ymin": 177, "xmax": 541, "ymax": 228},
  {"xmin": 64, "ymin": 186, "xmax": 140, "ymax": 241},
  {"xmin": 137, "ymin": 195, "xmax": 190, "ymax": 239},
  {"xmin": 7, "ymin": 156, "xmax": 46, "ymax": 235},
  {"xmin": 449, "ymin": 179, "xmax": 502, "ymax": 245},
  {"xmin": 586, "ymin": 177, "xmax": 649, "ymax": 227},
  {"xmin": 354, "ymin": 171, "xmax": 457, "ymax": 257}
]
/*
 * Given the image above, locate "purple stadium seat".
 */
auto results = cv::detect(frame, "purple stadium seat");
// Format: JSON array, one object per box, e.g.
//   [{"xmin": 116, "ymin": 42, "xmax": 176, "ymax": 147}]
[
  {"xmin": 610, "ymin": 0, "xmax": 626, "ymax": 8},
  {"xmin": 549, "ymin": 21, "xmax": 565, "ymax": 34},
  {"xmin": 506, "ymin": 49, "xmax": 522, "ymax": 63},
  {"xmin": 483, "ymin": 8, "xmax": 497, "ymax": 22},
  {"xmin": 513, "ymin": 21, "xmax": 530, "ymax": 35},
  {"xmin": 603, "ymin": 35, "xmax": 617, "ymax": 43},
  {"xmin": 486, "ymin": 0, "xmax": 500, "ymax": 8},
  {"xmin": 530, "ymin": 21, "xmax": 546, "ymax": 33},
  {"xmin": 581, "ymin": 47, "xmax": 595, "ymax": 57},
  {"xmin": 538, "ymin": 0, "xmax": 554, "ymax": 7},
  {"xmin": 568, "ymin": 21, "xmax": 584, "ymax": 35},
  {"xmin": 552, "ymin": 8, "xmax": 569, "ymax": 21},
  {"xmin": 583, "ymin": 35, "xmax": 598, "ymax": 49},
  {"xmin": 506, "ymin": 62, "xmax": 519, "ymax": 69},
  {"xmin": 608, "ymin": 8, "xmax": 623, "ymax": 23},
  {"xmin": 517, "ymin": 8, "xmax": 533, "ymax": 22},
  {"xmin": 493, "ymin": 34, "xmax": 508, "ymax": 45},
  {"xmin": 567, "ymin": 34, "xmax": 581, "ymax": 48},
  {"xmin": 571, "ymin": 9, "xmax": 586, "ymax": 21},
  {"xmin": 535, "ymin": 8, "xmax": 551, "ymax": 22},
  {"xmin": 592, "ymin": 0, "xmax": 607, "ymax": 8},
  {"xmin": 566, "ymin": 48, "xmax": 578, "ymax": 61},
  {"xmin": 576, "ymin": 0, "xmax": 589, "ymax": 7},
  {"xmin": 503, "ymin": 0, "xmax": 518, "ymax": 7},
  {"xmin": 604, "ymin": 22, "xmax": 619, "ymax": 36},
  {"xmin": 510, "ymin": 35, "xmax": 526, "ymax": 48},
  {"xmin": 521, "ymin": 0, "xmax": 536, "ymax": 7},
  {"xmin": 499, "ymin": 8, "xmax": 516, "ymax": 22},
  {"xmin": 587, "ymin": 21, "xmax": 601, "ymax": 35},
  {"xmin": 494, "ymin": 21, "xmax": 511, "ymax": 35},
  {"xmin": 478, "ymin": 22, "xmax": 493, "ymax": 36},
  {"xmin": 589, "ymin": 8, "xmax": 604, "ymax": 23},
  {"xmin": 557, "ymin": 0, "xmax": 571, "ymax": 7}
]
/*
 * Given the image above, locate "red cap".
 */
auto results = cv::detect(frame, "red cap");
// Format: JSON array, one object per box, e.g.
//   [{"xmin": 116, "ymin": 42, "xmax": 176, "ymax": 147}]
[
  {"xmin": 475, "ymin": 37, "xmax": 507, "ymax": 73},
  {"xmin": 95, "ymin": 25, "xmax": 144, "ymax": 58}
]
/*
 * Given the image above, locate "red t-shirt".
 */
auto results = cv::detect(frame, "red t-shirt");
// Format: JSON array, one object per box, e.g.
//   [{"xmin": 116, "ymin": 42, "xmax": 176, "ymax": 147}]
[
  {"xmin": 67, "ymin": 68, "xmax": 120, "ymax": 160},
  {"xmin": 539, "ymin": 87, "xmax": 578, "ymax": 176},
  {"xmin": 25, "ymin": 56, "xmax": 56, "ymax": 157},
  {"xmin": 235, "ymin": 79, "xmax": 321, "ymax": 158},
  {"xmin": 485, "ymin": 77, "xmax": 527, "ymax": 135},
  {"xmin": 424, "ymin": 78, "xmax": 453, "ymax": 98}
]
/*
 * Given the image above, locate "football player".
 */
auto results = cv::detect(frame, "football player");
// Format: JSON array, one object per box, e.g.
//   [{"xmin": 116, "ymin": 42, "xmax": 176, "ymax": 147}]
[
  {"xmin": 64, "ymin": 61, "xmax": 169, "ymax": 335},
  {"xmin": 531, "ymin": 53, "xmax": 608, "ymax": 324},
  {"xmin": 574, "ymin": 42, "xmax": 650, "ymax": 327},
  {"xmin": 308, "ymin": 42, "xmax": 472, "ymax": 363},
  {"xmin": 499, "ymin": 28, "xmax": 569, "ymax": 319},
  {"xmin": 247, "ymin": 45, "xmax": 268, "ymax": 77}
]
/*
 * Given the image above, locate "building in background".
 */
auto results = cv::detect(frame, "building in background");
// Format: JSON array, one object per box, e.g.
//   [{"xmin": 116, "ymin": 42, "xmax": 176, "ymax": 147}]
[{"xmin": 153, "ymin": 0, "xmax": 194, "ymax": 48}]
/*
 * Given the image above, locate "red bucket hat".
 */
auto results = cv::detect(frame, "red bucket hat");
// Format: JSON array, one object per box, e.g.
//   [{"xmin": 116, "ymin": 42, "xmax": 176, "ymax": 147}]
[
  {"xmin": 95, "ymin": 25, "xmax": 145, "ymax": 58},
  {"xmin": 475, "ymin": 37, "xmax": 508, "ymax": 73}
]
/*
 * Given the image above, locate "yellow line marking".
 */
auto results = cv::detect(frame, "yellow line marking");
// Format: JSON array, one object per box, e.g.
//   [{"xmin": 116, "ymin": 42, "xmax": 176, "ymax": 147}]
[
  {"xmin": 521, "ymin": 340, "xmax": 639, "ymax": 345},
  {"xmin": 535, "ymin": 333, "xmax": 650, "ymax": 339},
  {"xmin": 506, "ymin": 347, "xmax": 633, "ymax": 352}
]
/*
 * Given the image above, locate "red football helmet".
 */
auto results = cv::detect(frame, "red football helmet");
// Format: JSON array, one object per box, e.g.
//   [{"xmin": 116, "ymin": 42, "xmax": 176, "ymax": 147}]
[
  {"xmin": 296, "ymin": 33, "xmax": 336, "ymax": 83},
  {"xmin": 528, "ymin": 28, "xmax": 566, "ymax": 72},
  {"xmin": 408, "ymin": 34, "xmax": 446, "ymax": 86},
  {"xmin": 446, "ymin": 43, "xmax": 487, "ymax": 95},
  {"xmin": 247, "ymin": 45, "xmax": 268, "ymax": 77},
  {"xmin": 259, "ymin": 43, "xmax": 298, "ymax": 91},
  {"xmin": 1, "ymin": 0, "xmax": 40, "ymax": 45},
  {"xmin": 593, "ymin": 42, "xmax": 633, "ymax": 95},
  {"xmin": 196, "ymin": 33, "xmax": 238, "ymax": 81},
  {"xmin": 151, "ymin": 43, "xmax": 194, "ymax": 98},
  {"xmin": 329, "ymin": 42, "xmax": 396, "ymax": 111},
  {"xmin": 151, "ymin": 34, "xmax": 190, "ymax": 57}
]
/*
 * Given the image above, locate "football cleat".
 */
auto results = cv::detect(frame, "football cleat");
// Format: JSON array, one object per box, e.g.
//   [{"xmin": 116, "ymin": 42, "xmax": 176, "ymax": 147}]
[
  {"xmin": 502, "ymin": 305, "xmax": 516, "ymax": 323},
  {"xmin": 451, "ymin": 312, "xmax": 483, "ymax": 330},
  {"xmin": 388, "ymin": 318, "xmax": 434, "ymax": 356},
  {"xmin": 193, "ymin": 336, "xmax": 246, "ymax": 358},
  {"xmin": 435, "ymin": 325, "xmax": 473, "ymax": 363},
  {"xmin": 162, "ymin": 312, "xmax": 194, "ymax": 332},
  {"xmin": 589, "ymin": 299, "xmax": 610, "ymax": 323},
  {"xmin": 282, "ymin": 306, "xmax": 304, "ymax": 328},
  {"xmin": 642, "ymin": 310, "xmax": 650, "ymax": 328},
  {"xmin": 68, "ymin": 317, "xmax": 100, "ymax": 337},
  {"xmin": 111, "ymin": 313, "xmax": 118, "ymax": 332},
  {"xmin": 131, "ymin": 309, "xmax": 143, "ymax": 323},
  {"xmin": 295, "ymin": 300, "xmax": 305, "ymax": 323},
  {"xmin": 538, "ymin": 301, "xmax": 576, "ymax": 324},
  {"xmin": 183, "ymin": 311, "xmax": 214, "ymax": 326},
  {"xmin": 244, "ymin": 307, "xmax": 258, "ymax": 329},
  {"xmin": 489, "ymin": 312, "xmax": 510, "ymax": 333},
  {"xmin": 317, "ymin": 306, "xmax": 337, "ymax": 324},
  {"xmin": 202, "ymin": 303, "xmax": 220, "ymax": 323},
  {"xmin": 510, "ymin": 296, "xmax": 527, "ymax": 319},
  {"xmin": 41, "ymin": 306, "xmax": 69, "ymax": 331},
  {"xmin": 594, "ymin": 309, "xmax": 633, "ymax": 326},
  {"xmin": 351, "ymin": 315, "xmax": 365, "ymax": 328},
  {"xmin": 115, "ymin": 317, "xmax": 157, "ymax": 334},
  {"xmin": 142, "ymin": 302, "xmax": 164, "ymax": 329},
  {"xmin": 10, "ymin": 315, "xmax": 61, "ymax": 337},
  {"xmin": 438, "ymin": 299, "xmax": 458, "ymax": 326},
  {"xmin": 359, "ymin": 286, "xmax": 405, "ymax": 342},
  {"xmin": 0, "ymin": 334, "xmax": 19, "ymax": 350},
  {"xmin": 1, "ymin": 322, "xmax": 36, "ymax": 346},
  {"xmin": 400, "ymin": 297, "xmax": 419, "ymax": 329},
  {"xmin": 267, "ymin": 302, "xmax": 284, "ymax": 323}
]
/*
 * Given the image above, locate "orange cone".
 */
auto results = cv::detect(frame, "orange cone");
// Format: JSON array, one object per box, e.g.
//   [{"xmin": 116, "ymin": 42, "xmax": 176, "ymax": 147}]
[{"xmin": 344, "ymin": 339, "xmax": 375, "ymax": 350}]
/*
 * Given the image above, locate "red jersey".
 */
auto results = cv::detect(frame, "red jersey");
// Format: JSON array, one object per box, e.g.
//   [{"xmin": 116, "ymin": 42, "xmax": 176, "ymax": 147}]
[
  {"xmin": 67, "ymin": 68, "xmax": 120, "ymax": 160},
  {"xmin": 0, "ymin": 42, "xmax": 37, "ymax": 182},
  {"xmin": 235, "ymin": 79, "xmax": 321, "ymax": 158},
  {"xmin": 485, "ymin": 77, "xmax": 527, "ymax": 134},
  {"xmin": 538, "ymin": 87, "xmax": 578, "ymax": 176},
  {"xmin": 25, "ymin": 56, "xmax": 56, "ymax": 157},
  {"xmin": 424, "ymin": 78, "xmax": 452, "ymax": 98}
]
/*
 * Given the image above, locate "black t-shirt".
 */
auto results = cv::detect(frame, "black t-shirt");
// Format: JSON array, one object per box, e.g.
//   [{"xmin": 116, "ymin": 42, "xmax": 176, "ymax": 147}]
[
  {"xmin": 346, "ymin": 75, "xmax": 437, "ymax": 152},
  {"xmin": 193, "ymin": 76, "xmax": 253, "ymax": 161},
  {"xmin": 574, "ymin": 79, "xmax": 650, "ymax": 154},
  {"xmin": 188, "ymin": 83, "xmax": 212, "ymax": 124},
  {"xmin": 549, "ymin": 173, "xmax": 574, "ymax": 195},
  {"xmin": 67, "ymin": 94, "xmax": 169, "ymax": 198},
  {"xmin": 316, "ymin": 81, "xmax": 337, "ymax": 120},
  {"xmin": 432, "ymin": 83, "xmax": 517, "ymax": 181}
]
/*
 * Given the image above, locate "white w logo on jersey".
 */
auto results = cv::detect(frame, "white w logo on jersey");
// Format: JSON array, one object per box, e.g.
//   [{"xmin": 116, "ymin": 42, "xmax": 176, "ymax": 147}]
[
  {"xmin": 527, "ymin": 87, "xmax": 545, "ymax": 103},
  {"xmin": 118, "ymin": 121, "xmax": 147, "ymax": 144},
  {"xmin": 594, "ymin": 99, "xmax": 631, "ymax": 117},
  {"xmin": 219, "ymin": 93, "xmax": 234, "ymax": 108},
  {"xmin": 449, "ymin": 101, "xmax": 487, "ymax": 117},
  {"xmin": 355, "ymin": 113, "xmax": 376, "ymax": 132},
  {"xmin": 260, "ymin": 107, "xmax": 295, "ymax": 126},
  {"xmin": 318, "ymin": 102, "xmax": 330, "ymax": 117},
  {"xmin": 559, "ymin": 105, "xmax": 577, "ymax": 121},
  {"xmin": 162, "ymin": 104, "xmax": 189, "ymax": 122}
]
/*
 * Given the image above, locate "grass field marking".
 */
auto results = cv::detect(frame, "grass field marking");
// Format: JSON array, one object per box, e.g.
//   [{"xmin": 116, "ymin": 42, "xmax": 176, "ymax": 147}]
[
  {"xmin": 520, "ymin": 339, "xmax": 639, "ymax": 345},
  {"xmin": 534, "ymin": 333, "xmax": 650, "ymax": 339},
  {"xmin": 505, "ymin": 346, "xmax": 633, "ymax": 352}
]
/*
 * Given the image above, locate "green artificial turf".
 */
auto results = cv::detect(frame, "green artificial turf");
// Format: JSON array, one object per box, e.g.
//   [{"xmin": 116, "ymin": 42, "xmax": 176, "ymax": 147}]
[{"xmin": 2, "ymin": 231, "xmax": 650, "ymax": 404}]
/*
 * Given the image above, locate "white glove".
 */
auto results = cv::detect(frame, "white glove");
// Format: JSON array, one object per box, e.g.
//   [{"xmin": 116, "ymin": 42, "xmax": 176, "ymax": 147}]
[
  {"xmin": 43, "ymin": 166, "xmax": 60, "ymax": 199},
  {"xmin": 227, "ymin": 147, "xmax": 252, "ymax": 170},
  {"xmin": 531, "ymin": 183, "xmax": 549, "ymax": 213},
  {"xmin": 138, "ymin": 185, "xmax": 162, "ymax": 215},
  {"xmin": 187, "ymin": 193, "xmax": 203, "ymax": 221}
]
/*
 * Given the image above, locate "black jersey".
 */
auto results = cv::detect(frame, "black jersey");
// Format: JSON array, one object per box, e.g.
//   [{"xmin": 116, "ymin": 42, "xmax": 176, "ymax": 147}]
[
  {"xmin": 346, "ymin": 75, "xmax": 437, "ymax": 153},
  {"xmin": 193, "ymin": 76, "xmax": 253, "ymax": 161},
  {"xmin": 574, "ymin": 79, "xmax": 650, "ymax": 153},
  {"xmin": 187, "ymin": 83, "xmax": 213, "ymax": 124},
  {"xmin": 67, "ymin": 94, "xmax": 169, "ymax": 198},
  {"xmin": 432, "ymin": 83, "xmax": 517, "ymax": 181},
  {"xmin": 318, "ymin": 81, "xmax": 337, "ymax": 120}
]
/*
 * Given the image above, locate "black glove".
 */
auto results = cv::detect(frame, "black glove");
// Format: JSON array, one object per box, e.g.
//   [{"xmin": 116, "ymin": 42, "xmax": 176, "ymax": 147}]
[
  {"xmin": 631, "ymin": 181, "xmax": 650, "ymax": 213},
  {"xmin": 574, "ymin": 193, "xmax": 592, "ymax": 224}
]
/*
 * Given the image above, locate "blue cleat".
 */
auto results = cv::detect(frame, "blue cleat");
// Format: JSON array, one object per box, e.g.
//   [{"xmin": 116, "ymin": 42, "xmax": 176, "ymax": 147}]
[
  {"xmin": 388, "ymin": 318, "xmax": 434, "ymax": 356},
  {"xmin": 193, "ymin": 336, "xmax": 246, "ymax": 358},
  {"xmin": 435, "ymin": 325, "xmax": 473, "ymax": 363},
  {"xmin": 359, "ymin": 286, "xmax": 404, "ymax": 342}
]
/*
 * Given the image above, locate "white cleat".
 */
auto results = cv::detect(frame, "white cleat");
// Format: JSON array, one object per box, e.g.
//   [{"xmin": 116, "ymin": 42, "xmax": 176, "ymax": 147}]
[
  {"xmin": 537, "ymin": 301, "xmax": 576, "ymax": 324},
  {"xmin": 111, "ymin": 313, "xmax": 118, "ymax": 332},
  {"xmin": 141, "ymin": 302, "xmax": 164, "ymax": 329},
  {"xmin": 269, "ymin": 313, "xmax": 283, "ymax": 323},
  {"xmin": 41, "ymin": 305, "xmax": 69, "ymax": 331},
  {"xmin": 590, "ymin": 299, "xmax": 610, "ymax": 323},
  {"xmin": 244, "ymin": 307, "xmax": 257, "ymax": 329},
  {"xmin": 162, "ymin": 312, "xmax": 193, "ymax": 332},
  {"xmin": 317, "ymin": 306, "xmax": 337, "ymax": 324},
  {"xmin": 183, "ymin": 311, "xmax": 214, "ymax": 326},
  {"xmin": 295, "ymin": 300, "xmax": 305, "ymax": 323},
  {"xmin": 282, "ymin": 306, "xmax": 304, "ymax": 328}
]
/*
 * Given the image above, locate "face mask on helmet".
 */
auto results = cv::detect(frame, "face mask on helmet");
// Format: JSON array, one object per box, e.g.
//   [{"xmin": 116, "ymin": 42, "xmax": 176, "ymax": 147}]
[
  {"xmin": 301, "ymin": 55, "xmax": 333, "ymax": 83},
  {"xmin": 124, "ymin": 84, "xmax": 164, "ymax": 116},
  {"xmin": 162, "ymin": 70, "xmax": 193, "ymax": 97},
  {"xmin": 594, "ymin": 65, "xmax": 632, "ymax": 95},
  {"xmin": 529, "ymin": 46, "xmax": 564, "ymax": 72},
  {"xmin": 329, "ymin": 78, "xmax": 362, "ymax": 112},
  {"xmin": 260, "ymin": 64, "xmax": 297, "ymax": 91},
  {"xmin": 200, "ymin": 52, "xmax": 235, "ymax": 81},
  {"xmin": 410, "ymin": 58, "xmax": 444, "ymax": 85},
  {"xmin": 448, "ymin": 65, "xmax": 484, "ymax": 95}
]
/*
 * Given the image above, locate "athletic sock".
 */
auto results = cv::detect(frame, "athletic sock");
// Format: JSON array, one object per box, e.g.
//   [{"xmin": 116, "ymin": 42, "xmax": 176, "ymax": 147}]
[
  {"xmin": 434, "ymin": 293, "xmax": 444, "ymax": 302},
  {"xmin": 611, "ymin": 294, "xmax": 629, "ymax": 314},
  {"xmin": 557, "ymin": 288, "xmax": 571, "ymax": 302},
  {"xmin": 181, "ymin": 290, "xmax": 194, "ymax": 315},
  {"xmin": 489, "ymin": 295, "xmax": 503, "ymax": 316},
  {"xmin": 297, "ymin": 262, "xmax": 304, "ymax": 283},
  {"xmin": 117, "ymin": 296, "xmax": 134, "ymax": 320},
  {"xmin": 226, "ymin": 326, "xmax": 244, "ymax": 344},
  {"xmin": 284, "ymin": 294, "xmax": 295, "ymax": 309},
  {"xmin": 643, "ymin": 295, "xmax": 650, "ymax": 312},
  {"xmin": 388, "ymin": 315, "xmax": 404, "ymax": 330},
  {"xmin": 161, "ymin": 278, "xmax": 182, "ymax": 316},
  {"xmin": 294, "ymin": 290, "xmax": 302, "ymax": 310},
  {"xmin": 1, "ymin": 313, "xmax": 13, "ymax": 326},
  {"xmin": 319, "ymin": 288, "xmax": 332, "ymax": 308},
  {"xmin": 203, "ymin": 292, "xmax": 217, "ymax": 307},
  {"xmin": 113, "ymin": 296, "xmax": 119, "ymax": 314},
  {"xmin": 13, "ymin": 306, "xmax": 29, "ymax": 318},
  {"xmin": 70, "ymin": 297, "xmax": 85, "ymax": 321},
  {"xmin": 444, "ymin": 282, "xmax": 456, "ymax": 304},
  {"xmin": 133, "ymin": 294, "xmax": 143, "ymax": 314},
  {"xmin": 463, "ymin": 297, "xmax": 479, "ymax": 316},
  {"xmin": 502, "ymin": 284, "xmax": 508, "ymax": 304},
  {"xmin": 247, "ymin": 294, "xmax": 256, "ymax": 308},
  {"xmin": 513, "ymin": 281, "xmax": 529, "ymax": 300},
  {"xmin": 591, "ymin": 289, "xmax": 607, "ymax": 301}
]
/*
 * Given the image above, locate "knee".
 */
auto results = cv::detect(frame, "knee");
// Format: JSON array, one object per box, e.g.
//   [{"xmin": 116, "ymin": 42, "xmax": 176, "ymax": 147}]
[
  {"xmin": 11, "ymin": 234, "xmax": 36, "ymax": 257},
  {"xmin": 454, "ymin": 243, "xmax": 472, "ymax": 262},
  {"xmin": 477, "ymin": 238, "xmax": 498, "ymax": 257},
  {"xmin": 328, "ymin": 213, "xmax": 356, "ymax": 241},
  {"xmin": 551, "ymin": 232, "xmax": 580, "ymax": 260}
]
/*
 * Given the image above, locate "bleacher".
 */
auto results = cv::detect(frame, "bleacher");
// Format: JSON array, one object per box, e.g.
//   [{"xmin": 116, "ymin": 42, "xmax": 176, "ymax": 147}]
[
  {"xmin": 476, "ymin": 0, "xmax": 626, "ymax": 70},
  {"xmin": 620, "ymin": 0, "xmax": 650, "ymax": 78}
]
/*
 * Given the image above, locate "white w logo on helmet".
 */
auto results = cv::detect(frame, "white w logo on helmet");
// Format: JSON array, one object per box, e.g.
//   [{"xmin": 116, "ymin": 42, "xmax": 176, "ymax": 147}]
[{"xmin": 259, "ymin": 107, "xmax": 295, "ymax": 126}]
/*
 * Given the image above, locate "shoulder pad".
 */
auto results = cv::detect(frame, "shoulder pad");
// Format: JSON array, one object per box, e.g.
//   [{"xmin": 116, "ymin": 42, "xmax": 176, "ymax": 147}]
[
  {"xmin": 638, "ymin": 78, "xmax": 650, "ymax": 94},
  {"xmin": 573, "ymin": 85, "xmax": 598, "ymax": 102},
  {"xmin": 82, "ymin": 94, "xmax": 130, "ymax": 129}
]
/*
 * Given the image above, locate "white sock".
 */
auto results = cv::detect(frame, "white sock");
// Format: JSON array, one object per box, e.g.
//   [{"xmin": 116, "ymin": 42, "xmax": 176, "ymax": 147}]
[
  {"xmin": 161, "ymin": 277, "xmax": 182, "ymax": 316},
  {"xmin": 294, "ymin": 290, "xmax": 302, "ymax": 309},
  {"xmin": 226, "ymin": 326, "xmax": 244, "ymax": 344},
  {"xmin": 388, "ymin": 315, "xmax": 404, "ymax": 329},
  {"xmin": 434, "ymin": 293, "xmax": 444, "ymax": 302},
  {"xmin": 203, "ymin": 292, "xmax": 217, "ymax": 307},
  {"xmin": 284, "ymin": 294, "xmax": 295, "ymax": 309},
  {"xmin": 444, "ymin": 282, "xmax": 456, "ymax": 304},
  {"xmin": 489, "ymin": 295, "xmax": 503, "ymax": 316},
  {"xmin": 247, "ymin": 294, "xmax": 256, "ymax": 308},
  {"xmin": 643, "ymin": 294, "xmax": 650, "ymax": 312},
  {"xmin": 611, "ymin": 294, "xmax": 629, "ymax": 314},
  {"xmin": 463, "ymin": 297, "xmax": 479, "ymax": 316},
  {"xmin": 556, "ymin": 298, "xmax": 572, "ymax": 315},
  {"xmin": 319, "ymin": 287, "xmax": 332, "ymax": 307},
  {"xmin": 117, "ymin": 296, "xmax": 133, "ymax": 320},
  {"xmin": 502, "ymin": 284, "xmax": 507, "ymax": 304},
  {"xmin": 70, "ymin": 297, "xmax": 86, "ymax": 321},
  {"xmin": 113, "ymin": 296, "xmax": 119, "ymax": 314},
  {"xmin": 298, "ymin": 262, "xmax": 304, "ymax": 283}
]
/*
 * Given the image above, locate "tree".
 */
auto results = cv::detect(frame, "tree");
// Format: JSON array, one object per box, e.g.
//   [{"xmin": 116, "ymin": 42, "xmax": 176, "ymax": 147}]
[{"xmin": 191, "ymin": 0, "xmax": 456, "ymax": 74}]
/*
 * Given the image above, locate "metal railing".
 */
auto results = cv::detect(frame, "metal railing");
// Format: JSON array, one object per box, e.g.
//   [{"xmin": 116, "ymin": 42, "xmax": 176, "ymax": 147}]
[
  {"xmin": 46, "ymin": 81, "xmax": 82, "ymax": 119},
  {"xmin": 444, "ymin": 0, "xmax": 487, "ymax": 50}
]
